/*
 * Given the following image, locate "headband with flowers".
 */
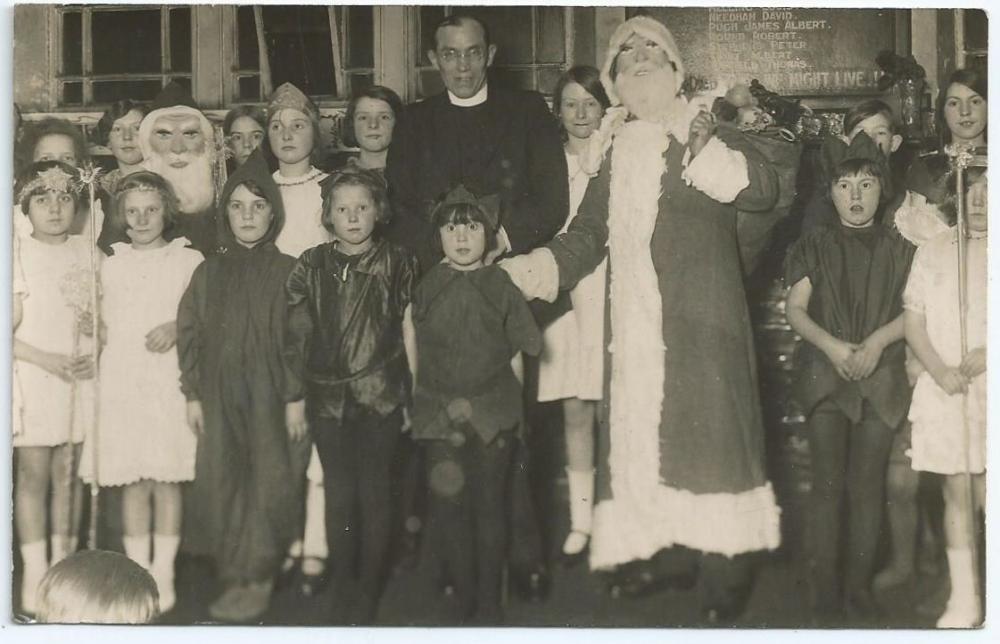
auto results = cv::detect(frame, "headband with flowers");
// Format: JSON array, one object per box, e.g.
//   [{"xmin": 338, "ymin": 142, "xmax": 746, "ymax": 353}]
[{"xmin": 16, "ymin": 166, "xmax": 84, "ymax": 204}]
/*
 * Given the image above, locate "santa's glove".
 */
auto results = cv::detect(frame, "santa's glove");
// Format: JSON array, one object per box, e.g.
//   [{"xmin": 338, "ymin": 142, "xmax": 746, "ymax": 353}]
[{"xmin": 499, "ymin": 247, "xmax": 560, "ymax": 302}]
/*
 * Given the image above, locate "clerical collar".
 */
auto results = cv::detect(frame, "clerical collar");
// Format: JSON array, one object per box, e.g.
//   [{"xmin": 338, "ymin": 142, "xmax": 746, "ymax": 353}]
[{"xmin": 447, "ymin": 84, "xmax": 488, "ymax": 107}]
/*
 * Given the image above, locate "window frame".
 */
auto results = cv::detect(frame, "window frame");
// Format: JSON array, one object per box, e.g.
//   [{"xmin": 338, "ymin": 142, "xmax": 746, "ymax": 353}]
[
  {"xmin": 50, "ymin": 4, "xmax": 193, "ymax": 109},
  {"xmin": 954, "ymin": 8, "xmax": 987, "ymax": 71},
  {"xmin": 409, "ymin": 6, "xmax": 577, "ymax": 100},
  {"xmin": 223, "ymin": 4, "xmax": 381, "ymax": 107}
]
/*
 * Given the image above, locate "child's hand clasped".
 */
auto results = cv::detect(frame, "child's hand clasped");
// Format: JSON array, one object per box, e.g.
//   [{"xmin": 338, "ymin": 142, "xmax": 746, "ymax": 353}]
[
  {"xmin": 825, "ymin": 340, "xmax": 860, "ymax": 380},
  {"xmin": 146, "ymin": 321, "xmax": 178, "ymax": 353},
  {"xmin": 41, "ymin": 352, "xmax": 94, "ymax": 382},
  {"xmin": 844, "ymin": 339, "xmax": 885, "ymax": 380},
  {"xmin": 931, "ymin": 366, "xmax": 969, "ymax": 396},
  {"xmin": 959, "ymin": 347, "xmax": 986, "ymax": 380}
]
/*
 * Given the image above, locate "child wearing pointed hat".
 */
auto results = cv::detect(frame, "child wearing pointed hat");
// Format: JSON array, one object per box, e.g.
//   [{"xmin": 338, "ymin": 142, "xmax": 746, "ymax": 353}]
[
  {"xmin": 264, "ymin": 81, "xmax": 335, "ymax": 592},
  {"xmin": 405, "ymin": 185, "xmax": 542, "ymax": 623},
  {"xmin": 177, "ymin": 149, "xmax": 311, "ymax": 622}
]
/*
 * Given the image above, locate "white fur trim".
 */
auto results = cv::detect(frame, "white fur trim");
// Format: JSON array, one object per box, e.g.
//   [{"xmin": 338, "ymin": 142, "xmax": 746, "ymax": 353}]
[
  {"xmin": 605, "ymin": 121, "xmax": 670, "ymax": 559},
  {"xmin": 681, "ymin": 136, "xmax": 749, "ymax": 203},
  {"xmin": 894, "ymin": 190, "xmax": 951, "ymax": 247},
  {"xmin": 499, "ymin": 247, "xmax": 560, "ymax": 302},
  {"xmin": 590, "ymin": 482, "xmax": 782, "ymax": 568}
]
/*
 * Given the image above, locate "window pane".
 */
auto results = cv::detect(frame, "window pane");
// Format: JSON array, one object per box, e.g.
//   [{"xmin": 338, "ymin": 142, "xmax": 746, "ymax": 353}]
[
  {"xmin": 471, "ymin": 7, "xmax": 533, "ymax": 65},
  {"xmin": 346, "ymin": 6, "xmax": 374, "ymax": 69},
  {"xmin": 349, "ymin": 73, "xmax": 374, "ymax": 95},
  {"xmin": 238, "ymin": 75, "xmax": 261, "ymax": 101},
  {"xmin": 538, "ymin": 67, "xmax": 562, "ymax": 95},
  {"xmin": 170, "ymin": 8, "xmax": 192, "ymax": 72},
  {"xmin": 490, "ymin": 68, "xmax": 535, "ymax": 92},
  {"xmin": 964, "ymin": 9, "xmax": 987, "ymax": 50},
  {"xmin": 92, "ymin": 9, "xmax": 162, "ymax": 74},
  {"xmin": 536, "ymin": 7, "xmax": 564, "ymax": 64},
  {"xmin": 419, "ymin": 5, "xmax": 447, "ymax": 65},
  {"xmin": 419, "ymin": 69, "xmax": 444, "ymax": 97},
  {"xmin": 170, "ymin": 76, "xmax": 192, "ymax": 92},
  {"xmin": 262, "ymin": 6, "xmax": 336, "ymax": 97},
  {"xmin": 62, "ymin": 10, "xmax": 83, "ymax": 76},
  {"xmin": 93, "ymin": 79, "xmax": 163, "ymax": 104},
  {"xmin": 62, "ymin": 81, "xmax": 83, "ymax": 105},
  {"xmin": 236, "ymin": 5, "xmax": 259, "ymax": 70}
]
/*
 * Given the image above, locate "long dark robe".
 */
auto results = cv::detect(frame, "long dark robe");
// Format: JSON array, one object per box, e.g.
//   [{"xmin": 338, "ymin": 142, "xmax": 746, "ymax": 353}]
[{"xmin": 177, "ymin": 151, "xmax": 309, "ymax": 583}]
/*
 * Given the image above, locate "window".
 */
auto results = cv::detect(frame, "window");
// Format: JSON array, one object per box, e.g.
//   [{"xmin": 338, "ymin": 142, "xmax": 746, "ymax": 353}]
[
  {"xmin": 412, "ymin": 6, "xmax": 571, "ymax": 99},
  {"xmin": 956, "ymin": 8, "xmax": 987, "ymax": 76},
  {"xmin": 57, "ymin": 5, "xmax": 192, "ymax": 107},
  {"xmin": 231, "ymin": 5, "xmax": 375, "ymax": 103}
]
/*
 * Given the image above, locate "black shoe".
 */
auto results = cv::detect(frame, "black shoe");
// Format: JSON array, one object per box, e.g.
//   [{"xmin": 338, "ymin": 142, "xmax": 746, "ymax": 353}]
[
  {"xmin": 608, "ymin": 558, "xmax": 697, "ymax": 599},
  {"xmin": 845, "ymin": 588, "xmax": 883, "ymax": 624},
  {"xmin": 297, "ymin": 558, "xmax": 329, "ymax": 598},
  {"xmin": 511, "ymin": 565, "xmax": 551, "ymax": 602}
]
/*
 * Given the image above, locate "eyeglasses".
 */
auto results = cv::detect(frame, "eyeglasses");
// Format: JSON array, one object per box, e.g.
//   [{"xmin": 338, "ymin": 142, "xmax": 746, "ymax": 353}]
[{"xmin": 438, "ymin": 48, "xmax": 485, "ymax": 64}]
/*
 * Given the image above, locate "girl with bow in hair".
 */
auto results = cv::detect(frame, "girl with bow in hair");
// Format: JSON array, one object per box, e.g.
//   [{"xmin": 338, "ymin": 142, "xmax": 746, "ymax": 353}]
[
  {"xmin": 404, "ymin": 186, "xmax": 542, "ymax": 624},
  {"xmin": 784, "ymin": 134, "xmax": 916, "ymax": 624}
]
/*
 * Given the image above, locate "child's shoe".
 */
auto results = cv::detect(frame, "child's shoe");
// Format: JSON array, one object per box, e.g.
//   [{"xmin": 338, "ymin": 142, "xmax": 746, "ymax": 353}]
[
  {"xmin": 151, "ymin": 534, "xmax": 180, "ymax": 613},
  {"xmin": 298, "ymin": 556, "xmax": 329, "ymax": 597}
]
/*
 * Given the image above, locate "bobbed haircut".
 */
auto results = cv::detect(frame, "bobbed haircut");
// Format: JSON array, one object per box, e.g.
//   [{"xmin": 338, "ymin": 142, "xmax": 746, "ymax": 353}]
[
  {"xmin": 843, "ymin": 99, "xmax": 898, "ymax": 136},
  {"xmin": 96, "ymin": 99, "xmax": 148, "ymax": 146},
  {"xmin": 552, "ymin": 66, "xmax": 611, "ymax": 141},
  {"xmin": 265, "ymin": 106, "xmax": 325, "ymax": 166},
  {"xmin": 321, "ymin": 167, "xmax": 391, "ymax": 235},
  {"xmin": 937, "ymin": 67, "xmax": 988, "ymax": 145},
  {"xmin": 223, "ymin": 104, "xmax": 267, "ymax": 135},
  {"xmin": 827, "ymin": 157, "xmax": 887, "ymax": 203},
  {"xmin": 429, "ymin": 201, "xmax": 499, "ymax": 258},
  {"xmin": 112, "ymin": 171, "xmax": 180, "ymax": 235},
  {"xmin": 342, "ymin": 85, "xmax": 404, "ymax": 148},
  {"xmin": 15, "ymin": 160, "xmax": 83, "ymax": 215},
  {"xmin": 16, "ymin": 117, "xmax": 89, "ymax": 170},
  {"xmin": 36, "ymin": 550, "xmax": 159, "ymax": 624},
  {"xmin": 433, "ymin": 13, "xmax": 491, "ymax": 50}
]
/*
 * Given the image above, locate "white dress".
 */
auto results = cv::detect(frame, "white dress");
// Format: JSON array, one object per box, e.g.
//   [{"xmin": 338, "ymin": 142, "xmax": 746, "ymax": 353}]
[
  {"xmin": 273, "ymin": 166, "xmax": 332, "ymax": 483},
  {"xmin": 82, "ymin": 238, "xmax": 203, "ymax": 485},
  {"xmin": 904, "ymin": 230, "xmax": 987, "ymax": 475},
  {"xmin": 537, "ymin": 151, "xmax": 607, "ymax": 402},
  {"xmin": 12, "ymin": 234, "xmax": 95, "ymax": 447}
]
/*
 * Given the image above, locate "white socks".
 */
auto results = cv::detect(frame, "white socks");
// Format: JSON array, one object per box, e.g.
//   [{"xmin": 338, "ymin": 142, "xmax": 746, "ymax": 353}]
[
  {"xmin": 49, "ymin": 534, "xmax": 72, "ymax": 566},
  {"xmin": 938, "ymin": 547, "xmax": 981, "ymax": 628},
  {"xmin": 151, "ymin": 534, "xmax": 180, "ymax": 613},
  {"xmin": 123, "ymin": 533, "xmax": 152, "ymax": 570},
  {"xmin": 563, "ymin": 468, "xmax": 595, "ymax": 556},
  {"xmin": 19, "ymin": 540, "xmax": 47, "ymax": 615},
  {"xmin": 303, "ymin": 481, "xmax": 329, "ymax": 560}
]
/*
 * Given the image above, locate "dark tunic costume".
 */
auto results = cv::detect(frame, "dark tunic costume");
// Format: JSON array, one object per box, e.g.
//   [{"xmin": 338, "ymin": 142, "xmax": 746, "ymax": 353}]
[
  {"xmin": 178, "ymin": 151, "xmax": 309, "ymax": 583},
  {"xmin": 784, "ymin": 222, "xmax": 915, "ymax": 427}
]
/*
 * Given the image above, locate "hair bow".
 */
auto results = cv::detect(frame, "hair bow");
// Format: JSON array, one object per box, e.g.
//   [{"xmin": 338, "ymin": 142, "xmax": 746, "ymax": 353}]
[{"xmin": 432, "ymin": 184, "xmax": 501, "ymax": 231}]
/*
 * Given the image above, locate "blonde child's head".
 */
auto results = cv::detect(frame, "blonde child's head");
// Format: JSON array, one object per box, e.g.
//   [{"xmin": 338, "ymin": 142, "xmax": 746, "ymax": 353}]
[
  {"xmin": 36, "ymin": 550, "xmax": 159, "ymax": 624},
  {"xmin": 113, "ymin": 171, "xmax": 180, "ymax": 247},
  {"xmin": 320, "ymin": 167, "xmax": 389, "ymax": 254}
]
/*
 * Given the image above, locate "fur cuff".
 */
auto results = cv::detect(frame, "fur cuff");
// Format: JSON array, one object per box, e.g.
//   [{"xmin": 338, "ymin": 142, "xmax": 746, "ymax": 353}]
[
  {"xmin": 500, "ymin": 247, "xmax": 560, "ymax": 303},
  {"xmin": 681, "ymin": 136, "xmax": 749, "ymax": 203}
]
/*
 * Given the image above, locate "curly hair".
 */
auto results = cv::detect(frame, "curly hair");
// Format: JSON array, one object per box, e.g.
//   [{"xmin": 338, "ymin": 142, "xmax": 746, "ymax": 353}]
[
  {"xmin": 96, "ymin": 99, "xmax": 148, "ymax": 146},
  {"xmin": 16, "ymin": 117, "xmax": 89, "ymax": 170}
]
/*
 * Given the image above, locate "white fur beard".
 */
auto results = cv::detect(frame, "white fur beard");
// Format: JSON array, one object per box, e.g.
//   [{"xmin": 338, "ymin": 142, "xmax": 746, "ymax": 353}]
[
  {"xmin": 145, "ymin": 153, "xmax": 215, "ymax": 214},
  {"xmin": 614, "ymin": 67, "xmax": 679, "ymax": 123}
]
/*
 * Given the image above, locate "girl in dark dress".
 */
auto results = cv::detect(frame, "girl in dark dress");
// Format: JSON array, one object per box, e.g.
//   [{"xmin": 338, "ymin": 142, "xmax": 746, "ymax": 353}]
[
  {"xmin": 784, "ymin": 142, "xmax": 916, "ymax": 624},
  {"xmin": 285, "ymin": 167, "xmax": 418, "ymax": 623},
  {"xmin": 404, "ymin": 186, "xmax": 542, "ymax": 623},
  {"xmin": 177, "ymin": 149, "xmax": 310, "ymax": 622}
]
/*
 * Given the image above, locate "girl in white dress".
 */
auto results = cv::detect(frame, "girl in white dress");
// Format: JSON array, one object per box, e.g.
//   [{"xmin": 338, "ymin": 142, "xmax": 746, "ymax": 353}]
[
  {"xmin": 81, "ymin": 172, "xmax": 203, "ymax": 612},
  {"xmin": 903, "ymin": 169, "xmax": 987, "ymax": 628},
  {"xmin": 265, "ymin": 82, "xmax": 332, "ymax": 591},
  {"xmin": 12, "ymin": 162, "xmax": 96, "ymax": 615},
  {"xmin": 536, "ymin": 66, "xmax": 610, "ymax": 561}
]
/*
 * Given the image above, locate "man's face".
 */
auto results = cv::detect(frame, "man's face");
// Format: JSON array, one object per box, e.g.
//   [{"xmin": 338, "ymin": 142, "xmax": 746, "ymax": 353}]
[
  {"xmin": 615, "ymin": 33, "xmax": 673, "ymax": 79},
  {"xmin": 428, "ymin": 20, "xmax": 497, "ymax": 99},
  {"xmin": 149, "ymin": 113, "xmax": 206, "ymax": 163}
]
